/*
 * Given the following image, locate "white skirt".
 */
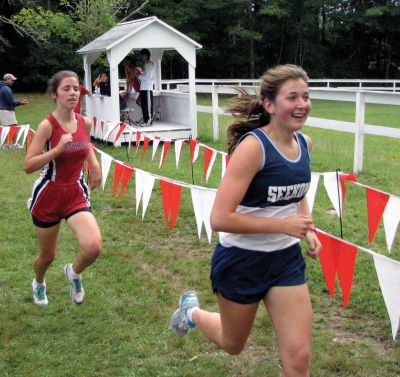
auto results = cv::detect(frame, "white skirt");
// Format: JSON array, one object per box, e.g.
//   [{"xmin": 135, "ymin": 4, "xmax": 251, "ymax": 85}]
[{"xmin": 0, "ymin": 110, "xmax": 17, "ymax": 126}]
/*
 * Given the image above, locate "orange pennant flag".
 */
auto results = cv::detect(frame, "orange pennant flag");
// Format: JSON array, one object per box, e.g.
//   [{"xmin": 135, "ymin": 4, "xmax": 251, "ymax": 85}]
[
  {"xmin": 8, "ymin": 125, "xmax": 18, "ymax": 145},
  {"xmin": 339, "ymin": 173, "xmax": 357, "ymax": 204},
  {"xmin": 159, "ymin": 179, "xmax": 183, "ymax": 231},
  {"xmin": 160, "ymin": 140, "xmax": 172, "ymax": 167},
  {"xmin": 115, "ymin": 123, "xmax": 127, "ymax": 143},
  {"xmin": 189, "ymin": 139, "xmax": 199, "ymax": 163},
  {"xmin": 112, "ymin": 162, "xmax": 125, "ymax": 198},
  {"xmin": 203, "ymin": 147, "xmax": 215, "ymax": 180},
  {"xmin": 317, "ymin": 231, "xmax": 358, "ymax": 308},
  {"xmin": 366, "ymin": 187, "xmax": 389, "ymax": 244},
  {"xmin": 141, "ymin": 137, "xmax": 151, "ymax": 160},
  {"xmin": 119, "ymin": 163, "xmax": 134, "ymax": 199}
]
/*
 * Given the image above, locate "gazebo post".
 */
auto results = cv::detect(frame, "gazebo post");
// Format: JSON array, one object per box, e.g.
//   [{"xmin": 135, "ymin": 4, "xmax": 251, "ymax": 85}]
[{"xmin": 188, "ymin": 63, "xmax": 197, "ymax": 139}]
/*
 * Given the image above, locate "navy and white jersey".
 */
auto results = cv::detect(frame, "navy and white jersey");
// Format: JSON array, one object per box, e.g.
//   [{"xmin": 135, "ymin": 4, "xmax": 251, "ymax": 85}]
[{"xmin": 219, "ymin": 128, "xmax": 311, "ymax": 252}]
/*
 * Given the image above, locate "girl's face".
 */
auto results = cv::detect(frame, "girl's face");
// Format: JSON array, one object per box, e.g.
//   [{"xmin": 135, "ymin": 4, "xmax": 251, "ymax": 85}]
[
  {"xmin": 263, "ymin": 78, "xmax": 311, "ymax": 132},
  {"xmin": 53, "ymin": 76, "xmax": 80, "ymax": 109}
]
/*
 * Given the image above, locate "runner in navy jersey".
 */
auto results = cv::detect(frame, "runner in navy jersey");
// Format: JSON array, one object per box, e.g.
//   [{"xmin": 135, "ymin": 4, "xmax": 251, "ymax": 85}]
[
  {"xmin": 24, "ymin": 70, "xmax": 102, "ymax": 306},
  {"xmin": 171, "ymin": 65, "xmax": 322, "ymax": 377}
]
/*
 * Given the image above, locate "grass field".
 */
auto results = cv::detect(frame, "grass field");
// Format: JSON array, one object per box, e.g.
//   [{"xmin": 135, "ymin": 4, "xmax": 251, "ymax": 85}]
[{"xmin": 1, "ymin": 93, "xmax": 400, "ymax": 376}]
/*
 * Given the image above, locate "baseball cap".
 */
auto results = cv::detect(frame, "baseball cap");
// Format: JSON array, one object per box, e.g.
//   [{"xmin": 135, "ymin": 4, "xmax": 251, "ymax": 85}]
[{"xmin": 4, "ymin": 73, "xmax": 17, "ymax": 80}]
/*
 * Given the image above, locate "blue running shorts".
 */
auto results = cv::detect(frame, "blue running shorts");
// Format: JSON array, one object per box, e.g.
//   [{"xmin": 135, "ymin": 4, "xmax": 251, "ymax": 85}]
[{"xmin": 210, "ymin": 242, "xmax": 306, "ymax": 304}]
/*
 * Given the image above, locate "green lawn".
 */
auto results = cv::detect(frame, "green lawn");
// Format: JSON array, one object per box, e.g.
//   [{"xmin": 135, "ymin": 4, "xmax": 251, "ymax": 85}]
[{"xmin": 1, "ymin": 93, "xmax": 399, "ymax": 376}]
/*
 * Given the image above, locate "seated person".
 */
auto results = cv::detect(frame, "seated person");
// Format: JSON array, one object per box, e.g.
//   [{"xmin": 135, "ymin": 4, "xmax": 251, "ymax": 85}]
[
  {"xmin": 93, "ymin": 71, "xmax": 126, "ymax": 110},
  {"xmin": 93, "ymin": 71, "xmax": 111, "ymax": 96}
]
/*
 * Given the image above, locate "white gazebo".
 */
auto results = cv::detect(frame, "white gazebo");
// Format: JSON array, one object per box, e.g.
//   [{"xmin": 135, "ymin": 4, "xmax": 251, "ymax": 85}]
[{"xmin": 77, "ymin": 16, "xmax": 202, "ymax": 142}]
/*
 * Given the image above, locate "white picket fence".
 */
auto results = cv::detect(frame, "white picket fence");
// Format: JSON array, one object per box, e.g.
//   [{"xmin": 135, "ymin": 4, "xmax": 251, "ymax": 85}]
[{"xmin": 166, "ymin": 80, "xmax": 400, "ymax": 174}]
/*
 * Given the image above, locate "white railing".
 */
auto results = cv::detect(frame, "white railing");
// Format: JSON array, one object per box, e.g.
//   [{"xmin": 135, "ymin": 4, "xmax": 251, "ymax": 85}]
[
  {"xmin": 162, "ymin": 78, "xmax": 400, "ymax": 92},
  {"xmin": 179, "ymin": 83, "xmax": 400, "ymax": 174}
]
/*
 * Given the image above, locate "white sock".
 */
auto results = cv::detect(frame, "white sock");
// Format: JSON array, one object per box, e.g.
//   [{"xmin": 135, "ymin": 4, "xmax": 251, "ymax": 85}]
[
  {"xmin": 34, "ymin": 279, "xmax": 45, "ymax": 286},
  {"xmin": 70, "ymin": 265, "xmax": 80, "ymax": 279},
  {"xmin": 186, "ymin": 306, "xmax": 199, "ymax": 324}
]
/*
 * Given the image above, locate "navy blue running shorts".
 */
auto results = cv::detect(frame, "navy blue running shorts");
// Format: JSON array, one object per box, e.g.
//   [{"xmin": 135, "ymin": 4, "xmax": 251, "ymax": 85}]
[{"xmin": 210, "ymin": 242, "xmax": 306, "ymax": 304}]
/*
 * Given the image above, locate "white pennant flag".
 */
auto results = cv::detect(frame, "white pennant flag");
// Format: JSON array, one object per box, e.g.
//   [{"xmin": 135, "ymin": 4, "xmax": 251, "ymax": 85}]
[
  {"xmin": 383, "ymin": 195, "xmax": 400, "ymax": 253},
  {"xmin": 372, "ymin": 253, "xmax": 400, "ymax": 340},
  {"xmin": 135, "ymin": 170, "xmax": 155, "ymax": 219},
  {"xmin": 323, "ymin": 172, "xmax": 341, "ymax": 216},
  {"xmin": 18, "ymin": 125, "xmax": 30, "ymax": 147},
  {"xmin": 104, "ymin": 121, "xmax": 118, "ymax": 142},
  {"xmin": 306, "ymin": 173, "xmax": 320, "ymax": 213},
  {"xmin": 100, "ymin": 151, "xmax": 113, "ymax": 190},
  {"xmin": 14, "ymin": 125, "xmax": 24, "ymax": 146},
  {"xmin": 0, "ymin": 126, "xmax": 10, "ymax": 146},
  {"xmin": 191, "ymin": 187, "xmax": 217, "ymax": 243},
  {"xmin": 152, "ymin": 137, "xmax": 161, "ymax": 160},
  {"xmin": 175, "ymin": 140, "xmax": 185, "ymax": 168}
]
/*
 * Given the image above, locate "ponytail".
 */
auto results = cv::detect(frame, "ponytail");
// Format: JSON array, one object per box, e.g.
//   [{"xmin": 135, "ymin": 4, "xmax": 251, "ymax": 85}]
[
  {"xmin": 225, "ymin": 65, "xmax": 309, "ymax": 155},
  {"xmin": 225, "ymin": 87, "xmax": 269, "ymax": 155}
]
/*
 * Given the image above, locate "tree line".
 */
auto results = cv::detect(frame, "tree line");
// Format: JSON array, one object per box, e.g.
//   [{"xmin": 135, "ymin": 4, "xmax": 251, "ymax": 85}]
[{"xmin": 1, "ymin": 0, "xmax": 399, "ymax": 91}]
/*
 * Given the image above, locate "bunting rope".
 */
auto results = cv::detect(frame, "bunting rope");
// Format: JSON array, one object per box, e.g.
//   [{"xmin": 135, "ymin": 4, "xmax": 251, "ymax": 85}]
[{"xmin": 10, "ymin": 126, "xmax": 400, "ymax": 339}]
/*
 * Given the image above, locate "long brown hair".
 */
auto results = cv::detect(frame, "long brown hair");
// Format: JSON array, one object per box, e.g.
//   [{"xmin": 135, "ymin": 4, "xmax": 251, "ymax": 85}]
[{"xmin": 226, "ymin": 64, "xmax": 309, "ymax": 154}]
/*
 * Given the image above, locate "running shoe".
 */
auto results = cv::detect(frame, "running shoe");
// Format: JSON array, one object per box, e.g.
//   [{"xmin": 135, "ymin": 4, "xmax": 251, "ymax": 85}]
[
  {"xmin": 32, "ymin": 279, "xmax": 48, "ymax": 306},
  {"xmin": 170, "ymin": 291, "xmax": 199, "ymax": 337},
  {"xmin": 64, "ymin": 263, "xmax": 85, "ymax": 304}
]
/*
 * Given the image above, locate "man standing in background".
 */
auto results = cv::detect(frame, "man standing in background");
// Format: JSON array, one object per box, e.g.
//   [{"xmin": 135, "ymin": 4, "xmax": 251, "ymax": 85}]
[{"xmin": 0, "ymin": 73, "xmax": 28, "ymax": 148}]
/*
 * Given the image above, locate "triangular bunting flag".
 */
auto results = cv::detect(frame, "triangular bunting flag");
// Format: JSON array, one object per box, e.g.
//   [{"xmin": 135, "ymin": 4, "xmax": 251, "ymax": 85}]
[
  {"xmin": 306, "ymin": 173, "xmax": 320, "ymax": 213},
  {"xmin": 174, "ymin": 140, "xmax": 185, "ymax": 168},
  {"xmin": 366, "ymin": 187, "xmax": 389, "ymax": 244},
  {"xmin": 135, "ymin": 131, "xmax": 142, "ymax": 154},
  {"xmin": 141, "ymin": 137, "xmax": 151, "ymax": 160},
  {"xmin": 221, "ymin": 154, "xmax": 230, "ymax": 178},
  {"xmin": 112, "ymin": 162, "xmax": 125, "ymax": 198},
  {"xmin": 317, "ymin": 231, "xmax": 337, "ymax": 297},
  {"xmin": 159, "ymin": 140, "xmax": 172, "ymax": 168},
  {"xmin": 372, "ymin": 253, "xmax": 400, "ymax": 340},
  {"xmin": 317, "ymin": 231, "xmax": 358, "ymax": 308},
  {"xmin": 339, "ymin": 173, "xmax": 357, "ymax": 204},
  {"xmin": 189, "ymin": 139, "xmax": 200, "ymax": 163},
  {"xmin": 135, "ymin": 170, "xmax": 155, "ymax": 219},
  {"xmin": 190, "ymin": 187, "xmax": 217, "ymax": 243},
  {"xmin": 1, "ymin": 126, "xmax": 10, "ymax": 146},
  {"xmin": 100, "ymin": 151, "xmax": 113, "ymax": 190},
  {"xmin": 383, "ymin": 196, "xmax": 400, "ymax": 253},
  {"xmin": 119, "ymin": 163, "xmax": 134, "ymax": 199},
  {"xmin": 152, "ymin": 136, "xmax": 161, "ymax": 160},
  {"xmin": 115, "ymin": 123, "xmax": 127, "ymax": 143},
  {"xmin": 159, "ymin": 179, "xmax": 183, "ymax": 230},
  {"xmin": 203, "ymin": 147, "xmax": 217, "ymax": 182},
  {"xmin": 335, "ymin": 240, "xmax": 358, "ymax": 309},
  {"xmin": 323, "ymin": 172, "xmax": 357, "ymax": 216},
  {"xmin": 7, "ymin": 125, "xmax": 18, "ymax": 145}
]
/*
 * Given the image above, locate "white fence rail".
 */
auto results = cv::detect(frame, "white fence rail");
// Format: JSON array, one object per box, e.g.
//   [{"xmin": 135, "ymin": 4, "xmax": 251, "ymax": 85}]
[
  {"xmin": 162, "ymin": 78, "xmax": 400, "ymax": 92},
  {"xmin": 172, "ymin": 82, "xmax": 400, "ymax": 174}
]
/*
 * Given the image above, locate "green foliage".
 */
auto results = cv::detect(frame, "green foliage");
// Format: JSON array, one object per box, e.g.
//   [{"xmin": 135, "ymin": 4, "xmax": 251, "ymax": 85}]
[{"xmin": 12, "ymin": 7, "xmax": 80, "ymax": 44}]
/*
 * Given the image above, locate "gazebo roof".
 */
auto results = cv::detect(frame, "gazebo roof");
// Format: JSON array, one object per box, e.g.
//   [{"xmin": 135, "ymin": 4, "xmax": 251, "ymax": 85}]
[{"xmin": 77, "ymin": 16, "xmax": 202, "ymax": 55}]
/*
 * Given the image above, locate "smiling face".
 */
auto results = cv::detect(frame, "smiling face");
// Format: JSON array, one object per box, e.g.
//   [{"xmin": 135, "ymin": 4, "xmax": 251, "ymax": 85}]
[
  {"xmin": 263, "ymin": 78, "xmax": 311, "ymax": 132},
  {"xmin": 52, "ymin": 76, "xmax": 80, "ymax": 110}
]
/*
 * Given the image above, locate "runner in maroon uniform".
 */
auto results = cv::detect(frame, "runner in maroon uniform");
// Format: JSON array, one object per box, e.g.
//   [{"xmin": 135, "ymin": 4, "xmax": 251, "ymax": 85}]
[{"xmin": 24, "ymin": 70, "xmax": 102, "ymax": 306}]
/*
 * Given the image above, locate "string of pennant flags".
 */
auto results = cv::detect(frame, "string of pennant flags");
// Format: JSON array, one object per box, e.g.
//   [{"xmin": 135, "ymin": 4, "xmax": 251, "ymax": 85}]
[{"xmin": 3, "ymin": 124, "xmax": 400, "ymax": 340}]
